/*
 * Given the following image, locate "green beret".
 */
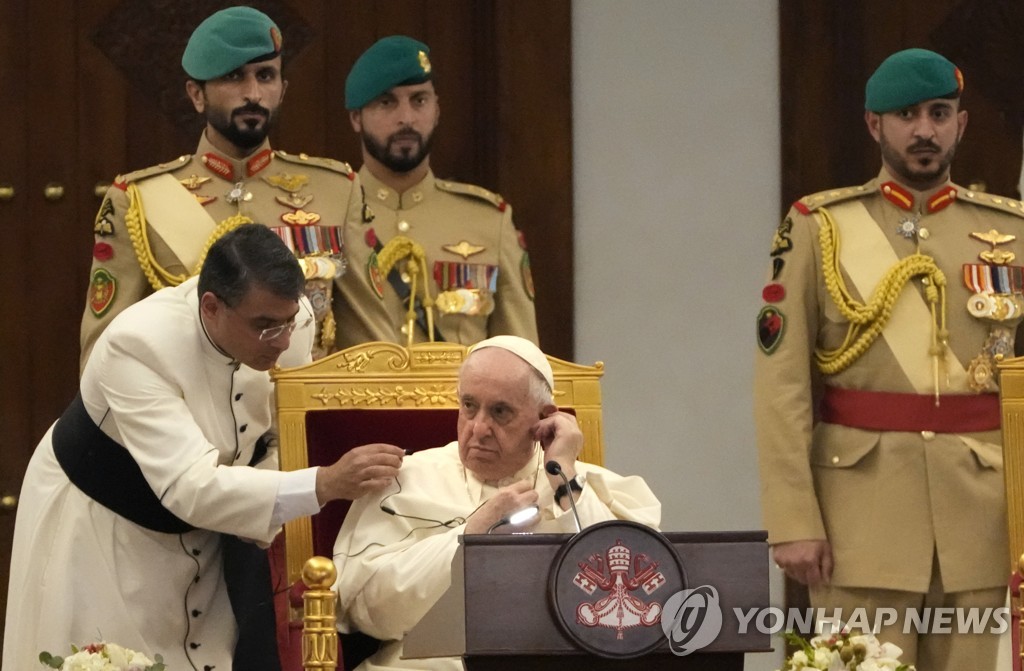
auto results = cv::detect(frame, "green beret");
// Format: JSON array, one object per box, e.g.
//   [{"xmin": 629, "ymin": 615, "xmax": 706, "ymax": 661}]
[
  {"xmin": 346, "ymin": 35, "xmax": 432, "ymax": 110},
  {"xmin": 181, "ymin": 6, "xmax": 282, "ymax": 81},
  {"xmin": 865, "ymin": 48, "xmax": 963, "ymax": 113}
]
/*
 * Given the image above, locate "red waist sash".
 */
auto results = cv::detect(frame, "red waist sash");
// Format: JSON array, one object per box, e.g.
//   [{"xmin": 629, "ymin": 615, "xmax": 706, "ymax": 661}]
[{"xmin": 821, "ymin": 386, "xmax": 1001, "ymax": 433}]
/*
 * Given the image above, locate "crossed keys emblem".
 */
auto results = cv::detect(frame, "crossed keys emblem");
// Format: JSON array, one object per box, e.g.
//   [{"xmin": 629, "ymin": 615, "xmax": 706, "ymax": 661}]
[{"xmin": 572, "ymin": 539, "xmax": 666, "ymax": 639}]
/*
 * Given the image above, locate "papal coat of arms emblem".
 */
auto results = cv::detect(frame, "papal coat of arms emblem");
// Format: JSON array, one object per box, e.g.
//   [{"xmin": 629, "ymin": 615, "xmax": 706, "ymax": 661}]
[{"xmin": 549, "ymin": 520, "xmax": 686, "ymax": 658}]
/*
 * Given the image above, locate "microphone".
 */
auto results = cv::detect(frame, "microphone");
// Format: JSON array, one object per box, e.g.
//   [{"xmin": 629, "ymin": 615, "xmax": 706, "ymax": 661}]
[
  {"xmin": 545, "ymin": 460, "xmax": 582, "ymax": 532},
  {"xmin": 487, "ymin": 505, "xmax": 539, "ymax": 534}
]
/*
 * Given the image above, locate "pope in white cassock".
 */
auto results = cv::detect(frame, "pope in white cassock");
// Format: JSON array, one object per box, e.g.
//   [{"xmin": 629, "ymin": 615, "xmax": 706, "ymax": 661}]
[
  {"xmin": 333, "ymin": 335, "xmax": 663, "ymax": 671},
  {"xmin": 3, "ymin": 225, "xmax": 405, "ymax": 671}
]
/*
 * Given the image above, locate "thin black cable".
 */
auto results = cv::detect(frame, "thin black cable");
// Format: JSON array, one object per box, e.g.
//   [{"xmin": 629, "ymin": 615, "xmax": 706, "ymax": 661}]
[{"xmin": 336, "ymin": 474, "xmax": 483, "ymax": 559}]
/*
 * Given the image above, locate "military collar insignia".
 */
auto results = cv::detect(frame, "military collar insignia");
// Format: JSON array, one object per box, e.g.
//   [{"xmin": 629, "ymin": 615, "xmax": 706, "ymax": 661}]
[
  {"xmin": 202, "ymin": 153, "xmax": 234, "ymax": 181},
  {"xmin": 927, "ymin": 186, "xmax": 957, "ymax": 213},
  {"xmin": 246, "ymin": 149, "xmax": 273, "ymax": 177},
  {"xmin": 201, "ymin": 149, "xmax": 273, "ymax": 182},
  {"xmin": 880, "ymin": 181, "xmax": 958, "ymax": 215},
  {"xmin": 443, "ymin": 240, "xmax": 486, "ymax": 260},
  {"xmin": 880, "ymin": 181, "xmax": 914, "ymax": 211}
]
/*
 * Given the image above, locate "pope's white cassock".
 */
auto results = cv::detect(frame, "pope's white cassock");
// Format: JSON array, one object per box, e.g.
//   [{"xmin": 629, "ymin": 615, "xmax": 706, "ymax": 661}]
[
  {"xmin": 2, "ymin": 276, "xmax": 320, "ymax": 671},
  {"xmin": 333, "ymin": 441, "xmax": 662, "ymax": 671}
]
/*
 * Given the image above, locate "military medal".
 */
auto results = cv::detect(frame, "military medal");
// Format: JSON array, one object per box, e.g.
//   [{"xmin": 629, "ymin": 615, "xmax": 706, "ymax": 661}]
[
  {"xmin": 967, "ymin": 353, "xmax": 998, "ymax": 392},
  {"xmin": 434, "ymin": 262, "xmax": 498, "ymax": 316},
  {"xmin": 226, "ymin": 182, "xmax": 252, "ymax": 204},
  {"xmin": 194, "ymin": 194, "xmax": 217, "ymax": 206},
  {"xmin": 895, "ymin": 216, "xmax": 919, "ymax": 239}
]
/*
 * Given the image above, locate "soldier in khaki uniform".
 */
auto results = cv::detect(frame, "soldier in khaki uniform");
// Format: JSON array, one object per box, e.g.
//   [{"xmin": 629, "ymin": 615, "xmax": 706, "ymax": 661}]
[
  {"xmin": 335, "ymin": 36, "xmax": 538, "ymax": 348},
  {"xmin": 754, "ymin": 49, "xmax": 1020, "ymax": 669},
  {"xmin": 81, "ymin": 6, "xmax": 363, "ymax": 367}
]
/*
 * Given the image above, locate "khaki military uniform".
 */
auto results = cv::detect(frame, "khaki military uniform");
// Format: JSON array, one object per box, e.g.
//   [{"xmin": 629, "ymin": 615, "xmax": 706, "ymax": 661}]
[
  {"xmin": 335, "ymin": 167, "xmax": 538, "ymax": 348},
  {"xmin": 81, "ymin": 134, "xmax": 364, "ymax": 367},
  {"xmin": 754, "ymin": 169, "xmax": 1024, "ymax": 595}
]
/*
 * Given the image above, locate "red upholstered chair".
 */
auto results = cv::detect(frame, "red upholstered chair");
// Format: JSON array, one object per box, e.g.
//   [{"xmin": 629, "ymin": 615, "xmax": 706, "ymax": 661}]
[{"xmin": 269, "ymin": 341, "xmax": 606, "ymax": 671}]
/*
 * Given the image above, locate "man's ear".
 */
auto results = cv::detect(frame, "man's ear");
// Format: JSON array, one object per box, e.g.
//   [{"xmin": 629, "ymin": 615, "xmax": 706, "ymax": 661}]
[
  {"xmin": 185, "ymin": 79, "xmax": 206, "ymax": 114},
  {"xmin": 349, "ymin": 109, "xmax": 363, "ymax": 133},
  {"xmin": 540, "ymin": 403, "xmax": 558, "ymax": 419},
  {"xmin": 865, "ymin": 110, "xmax": 882, "ymax": 143},
  {"xmin": 199, "ymin": 291, "xmax": 221, "ymax": 321}
]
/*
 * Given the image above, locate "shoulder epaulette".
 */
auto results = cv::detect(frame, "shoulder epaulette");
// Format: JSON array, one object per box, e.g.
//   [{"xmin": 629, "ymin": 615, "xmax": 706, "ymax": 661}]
[
  {"xmin": 115, "ymin": 154, "xmax": 193, "ymax": 188},
  {"xmin": 792, "ymin": 185, "xmax": 872, "ymax": 215},
  {"xmin": 436, "ymin": 179, "xmax": 508, "ymax": 212},
  {"xmin": 957, "ymin": 189, "xmax": 1024, "ymax": 219},
  {"xmin": 274, "ymin": 150, "xmax": 355, "ymax": 180}
]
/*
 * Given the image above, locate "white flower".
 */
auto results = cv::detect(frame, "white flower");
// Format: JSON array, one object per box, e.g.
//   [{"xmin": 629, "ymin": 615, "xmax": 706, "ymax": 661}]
[
  {"xmin": 813, "ymin": 646, "xmax": 835, "ymax": 665},
  {"xmin": 60, "ymin": 650, "xmax": 115, "ymax": 671}
]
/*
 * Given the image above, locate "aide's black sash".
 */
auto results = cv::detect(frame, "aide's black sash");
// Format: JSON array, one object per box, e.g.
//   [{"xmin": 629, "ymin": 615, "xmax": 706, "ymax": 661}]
[{"xmin": 52, "ymin": 392, "xmax": 281, "ymax": 671}]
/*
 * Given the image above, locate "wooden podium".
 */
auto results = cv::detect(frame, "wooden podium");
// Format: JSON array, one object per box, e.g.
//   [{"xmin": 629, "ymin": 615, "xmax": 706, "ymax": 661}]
[{"xmin": 404, "ymin": 527, "xmax": 771, "ymax": 670}]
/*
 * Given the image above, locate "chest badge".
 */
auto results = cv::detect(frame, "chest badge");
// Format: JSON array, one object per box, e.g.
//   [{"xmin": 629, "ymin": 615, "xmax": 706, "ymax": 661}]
[
  {"xmin": 443, "ymin": 240, "xmax": 486, "ymax": 260},
  {"xmin": 970, "ymin": 229, "xmax": 1016, "ymax": 265}
]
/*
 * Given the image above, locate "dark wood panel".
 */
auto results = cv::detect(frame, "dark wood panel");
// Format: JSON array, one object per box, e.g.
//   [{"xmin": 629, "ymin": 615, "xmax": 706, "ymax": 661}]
[
  {"xmin": 494, "ymin": 0, "xmax": 574, "ymax": 359},
  {"xmin": 0, "ymin": 0, "xmax": 32, "ymax": 655}
]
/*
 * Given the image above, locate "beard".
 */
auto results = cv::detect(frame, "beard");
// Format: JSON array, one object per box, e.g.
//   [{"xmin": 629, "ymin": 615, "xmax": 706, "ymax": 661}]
[
  {"xmin": 362, "ymin": 127, "xmax": 434, "ymax": 174},
  {"xmin": 207, "ymin": 102, "xmax": 275, "ymax": 151},
  {"xmin": 879, "ymin": 133, "xmax": 958, "ymax": 189}
]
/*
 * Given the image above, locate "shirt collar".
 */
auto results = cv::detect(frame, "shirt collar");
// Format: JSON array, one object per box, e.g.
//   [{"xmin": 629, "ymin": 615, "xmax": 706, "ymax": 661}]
[
  {"xmin": 196, "ymin": 133, "xmax": 274, "ymax": 183},
  {"xmin": 876, "ymin": 167, "xmax": 958, "ymax": 214},
  {"xmin": 358, "ymin": 165, "xmax": 434, "ymax": 211}
]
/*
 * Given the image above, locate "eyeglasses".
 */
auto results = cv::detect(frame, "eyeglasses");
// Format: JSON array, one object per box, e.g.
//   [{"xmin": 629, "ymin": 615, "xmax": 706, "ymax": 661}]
[
  {"xmin": 217, "ymin": 294, "xmax": 313, "ymax": 342},
  {"xmin": 258, "ymin": 313, "xmax": 313, "ymax": 341}
]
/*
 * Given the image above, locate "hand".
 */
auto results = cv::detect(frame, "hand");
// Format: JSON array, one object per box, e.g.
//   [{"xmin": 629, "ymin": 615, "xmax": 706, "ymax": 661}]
[
  {"xmin": 533, "ymin": 409, "xmax": 583, "ymax": 479},
  {"xmin": 315, "ymin": 443, "xmax": 405, "ymax": 505},
  {"xmin": 772, "ymin": 539, "xmax": 833, "ymax": 587},
  {"xmin": 465, "ymin": 479, "xmax": 539, "ymax": 534}
]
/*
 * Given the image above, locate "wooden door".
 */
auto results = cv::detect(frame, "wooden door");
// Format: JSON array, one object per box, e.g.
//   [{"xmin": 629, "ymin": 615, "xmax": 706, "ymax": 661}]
[
  {"xmin": 0, "ymin": 0, "xmax": 571, "ymax": 652},
  {"xmin": 779, "ymin": 0, "xmax": 1024, "ymax": 617}
]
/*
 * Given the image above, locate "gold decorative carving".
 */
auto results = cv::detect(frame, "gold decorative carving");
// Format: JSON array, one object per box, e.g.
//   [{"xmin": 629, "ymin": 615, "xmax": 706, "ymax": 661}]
[
  {"xmin": 413, "ymin": 351, "xmax": 465, "ymax": 365},
  {"xmin": 311, "ymin": 384, "xmax": 458, "ymax": 407}
]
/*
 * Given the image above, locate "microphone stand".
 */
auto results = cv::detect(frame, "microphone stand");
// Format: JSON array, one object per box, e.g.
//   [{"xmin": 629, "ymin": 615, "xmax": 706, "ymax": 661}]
[{"xmin": 545, "ymin": 460, "xmax": 582, "ymax": 532}]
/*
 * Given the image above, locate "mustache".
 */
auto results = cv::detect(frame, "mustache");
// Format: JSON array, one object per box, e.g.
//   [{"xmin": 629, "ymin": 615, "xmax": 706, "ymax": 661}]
[
  {"xmin": 388, "ymin": 129, "xmax": 423, "ymax": 143},
  {"xmin": 908, "ymin": 140, "xmax": 940, "ymax": 152},
  {"xmin": 231, "ymin": 103, "xmax": 270, "ymax": 119}
]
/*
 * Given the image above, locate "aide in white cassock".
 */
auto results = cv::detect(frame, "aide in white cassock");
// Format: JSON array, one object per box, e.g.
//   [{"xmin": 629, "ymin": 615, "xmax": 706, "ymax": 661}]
[
  {"xmin": 3, "ymin": 225, "xmax": 405, "ymax": 671},
  {"xmin": 333, "ymin": 336, "xmax": 662, "ymax": 671}
]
